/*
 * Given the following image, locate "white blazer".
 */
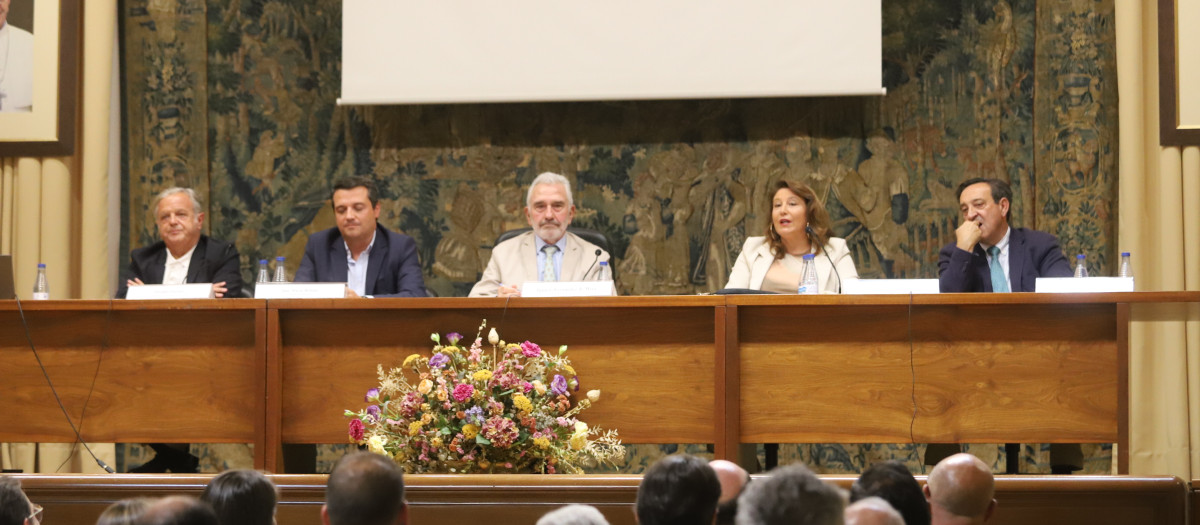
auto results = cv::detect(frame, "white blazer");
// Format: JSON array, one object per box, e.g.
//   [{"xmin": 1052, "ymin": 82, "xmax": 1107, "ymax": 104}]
[
  {"xmin": 724, "ymin": 236, "xmax": 858, "ymax": 294},
  {"xmin": 469, "ymin": 231, "xmax": 610, "ymax": 297}
]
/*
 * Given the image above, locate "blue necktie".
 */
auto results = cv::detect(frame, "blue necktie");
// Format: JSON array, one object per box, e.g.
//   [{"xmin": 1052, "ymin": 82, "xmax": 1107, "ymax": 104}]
[{"xmin": 987, "ymin": 245, "xmax": 1009, "ymax": 293}]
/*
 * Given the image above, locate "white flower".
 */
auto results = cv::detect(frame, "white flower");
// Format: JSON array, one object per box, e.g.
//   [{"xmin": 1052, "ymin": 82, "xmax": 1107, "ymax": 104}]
[
  {"xmin": 587, "ymin": 390, "xmax": 601, "ymax": 402},
  {"xmin": 488, "ymin": 328, "xmax": 500, "ymax": 345},
  {"xmin": 367, "ymin": 435, "xmax": 387, "ymax": 455}
]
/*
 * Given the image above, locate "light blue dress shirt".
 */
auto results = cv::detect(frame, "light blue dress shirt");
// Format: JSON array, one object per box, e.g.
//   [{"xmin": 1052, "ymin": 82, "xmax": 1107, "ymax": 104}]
[
  {"xmin": 534, "ymin": 235, "xmax": 567, "ymax": 281},
  {"xmin": 345, "ymin": 231, "xmax": 376, "ymax": 297}
]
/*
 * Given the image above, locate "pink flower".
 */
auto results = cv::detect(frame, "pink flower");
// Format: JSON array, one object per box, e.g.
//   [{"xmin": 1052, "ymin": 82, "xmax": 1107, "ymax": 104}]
[
  {"xmin": 482, "ymin": 416, "xmax": 520, "ymax": 448},
  {"xmin": 520, "ymin": 341, "xmax": 542, "ymax": 357},
  {"xmin": 348, "ymin": 419, "xmax": 365, "ymax": 442},
  {"xmin": 453, "ymin": 384, "xmax": 475, "ymax": 402}
]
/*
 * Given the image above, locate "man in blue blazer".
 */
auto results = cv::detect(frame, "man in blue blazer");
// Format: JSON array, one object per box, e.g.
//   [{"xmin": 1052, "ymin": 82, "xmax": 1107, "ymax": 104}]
[
  {"xmin": 938, "ymin": 177, "xmax": 1072, "ymax": 292},
  {"xmin": 295, "ymin": 177, "xmax": 427, "ymax": 298},
  {"xmin": 934, "ymin": 177, "xmax": 1080, "ymax": 474}
]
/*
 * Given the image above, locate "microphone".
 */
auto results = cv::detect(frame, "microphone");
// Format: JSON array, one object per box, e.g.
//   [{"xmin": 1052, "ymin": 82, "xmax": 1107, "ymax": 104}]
[
  {"xmin": 583, "ymin": 249, "xmax": 602, "ymax": 280},
  {"xmin": 806, "ymin": 225, "xmax": 842, "ymax": 292}
]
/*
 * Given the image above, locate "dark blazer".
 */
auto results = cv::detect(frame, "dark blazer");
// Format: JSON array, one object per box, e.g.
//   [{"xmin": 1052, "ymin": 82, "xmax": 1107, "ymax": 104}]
[
  {"xmin": 937, "ymin": 227, "xmax": 1072, "ymax": 293},
  {"xmin": 294, "ymin": 224, "xmax": 427, "ymax": 298},
  {"xmin": 117, "ymin": 235, "xmax": 243, "ymax": 298}
]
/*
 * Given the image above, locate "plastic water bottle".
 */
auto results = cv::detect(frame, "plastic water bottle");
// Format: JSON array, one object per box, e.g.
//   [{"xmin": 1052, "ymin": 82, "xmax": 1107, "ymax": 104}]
[
  {"xmin": 1073, "ymin": 254, "xmax": 1088, "ymax": 278},
  {"xmin": 1118, "ymin": 252, "xmax": 1133, "ymax": 278},
  {"xmin": 597, "ymin": 260, "xmax": 611, "ymax": 282},
  {"xmin": 273, "ymin": 256, "xmax": 288, "ymax": 282},
  {"xmin": 32, "ymin": 263, "xmax": 49, "ymax": 300},
  {"xmin": 257, "ymin": 259, "xmax": 270, "ymax": 283},
  {"xmin": 797, "ymin": 254, "xmax": 818, "ymax": 294}
]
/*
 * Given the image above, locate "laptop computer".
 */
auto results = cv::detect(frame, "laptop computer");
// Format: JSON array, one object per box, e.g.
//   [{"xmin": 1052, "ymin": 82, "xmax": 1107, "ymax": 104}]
[{"xmin": 0, "ymin": 255, "xmax": 14, "ymax": 299}]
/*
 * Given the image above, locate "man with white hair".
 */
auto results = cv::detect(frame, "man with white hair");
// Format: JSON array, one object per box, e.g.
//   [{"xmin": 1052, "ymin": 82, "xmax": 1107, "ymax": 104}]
[
  {"xmin": 844, "ymin": 497, "xmax": 904, "ymax": 525},
  {"xmin": 118, "ymin": 187, "xmax": 242, "ymax": 299},
  {"xmin": 924, "ymin": 453, "xmax": 997, "ymax": 525},
  {"xmin": 469, "ymin": 172, "xmax": 610, "ymax": 297},
  {"xmin": 536, "ymin": 504, "xmax": 610, "ymax": 525}
]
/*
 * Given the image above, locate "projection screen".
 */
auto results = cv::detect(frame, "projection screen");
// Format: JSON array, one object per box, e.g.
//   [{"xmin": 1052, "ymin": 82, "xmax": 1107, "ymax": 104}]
[{"xmin": 341, "ymin": 1, "xmax": 883, "ymax": 105}]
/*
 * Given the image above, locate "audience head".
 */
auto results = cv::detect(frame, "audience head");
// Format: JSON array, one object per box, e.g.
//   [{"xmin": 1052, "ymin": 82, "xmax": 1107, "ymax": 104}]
[
  {"xmin": 536, "ymin": 504, "xmax": 610, "ymax": 525},
  {"xmin": 0, "ymin": 477, "xmax": 37, "ymax": 525},
  {"xmin": 141, "ymin": 496, "xmax": 219, "ymax": 525},
  {"xmin": 152, "ymin": 187, "xmax": 205, "ymax": 255},
  {"xmin": 765, "ymin": 179, "xmax": 833, "ymax": 257},
  {"xmin": 955, "ymin": 177, "xmax": 1012, "ymax": 243},
  {"xmin": 524, "ymin": 172, "xmax": 576, "ymax": 244},
  {"xmin": 924, "ymin": 453, "xmax": 996, "ymax": 524},
  {"xmin": 735, "ymin": 463, "xmax": 843, "ymax": 525},
  {"xmin": 635, "ymin": 454, "xmax": 721, "ymax": 525},
  {"xmin": 200, "ymin": 469, "xmax": 278, "ymax": 525},
  {"xmin": 96, "ymin": 498, "xmax": 152, "ymax": 525},
  {"xmin": 844, "ymin": 497, "xmax": 904, "ymax": 525},
  {"xmin": 850, "ymin": 461, "xmax": 930, "ymax": 525},
  {"xmin": 323, "ymin": 452, "xmax": 407, "ymax": 525},
  {"xmin": 709, "ymin": 460, "xmax": 750, "ymax": 525},
  {"xmin": 331, "ymin": 176, "xmax": 382, "ymax": 246}
]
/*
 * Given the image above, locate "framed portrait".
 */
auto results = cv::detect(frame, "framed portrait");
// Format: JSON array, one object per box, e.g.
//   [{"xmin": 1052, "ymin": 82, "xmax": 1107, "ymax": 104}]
[
  {"xmin": 1159, "ymin": 0, "xmax": 1200, "ymax": 145},
  {"xmin": 0, "ymin": 0, "xmax": 80, "ymax": 157}
]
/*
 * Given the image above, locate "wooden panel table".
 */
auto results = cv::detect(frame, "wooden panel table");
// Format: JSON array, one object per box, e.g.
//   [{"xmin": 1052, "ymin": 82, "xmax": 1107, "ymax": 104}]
[
  {"xmin": 266, "ymin": 296, "xmax": 725, "ymax": 472},
  {"xmin": 0, "ymin": 299, "xmax": 268, "ymax": 468}
]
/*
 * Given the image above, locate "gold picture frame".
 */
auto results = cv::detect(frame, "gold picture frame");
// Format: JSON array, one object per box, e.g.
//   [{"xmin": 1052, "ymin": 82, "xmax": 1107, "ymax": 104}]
[
  {"xmin": 0, "ymin": 0, "xmax": 81, "ymax": 157},
  {"xmin": 1159, "ymin": 0, "xmax": 1200, "ymax": 145}
]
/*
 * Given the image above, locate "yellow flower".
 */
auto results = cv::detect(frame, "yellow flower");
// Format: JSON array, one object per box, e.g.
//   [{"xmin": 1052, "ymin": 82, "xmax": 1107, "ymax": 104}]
[
  {"xmin": 532, "ymin": 381, "xmax": 547, "ymax": 395},
  {"xmin": 367, "ymin": 435, "xmax": 387, "ymax": 455},
  {"xmin": 436, "ymin": 387, "xmax": 448, "ymax": 402},
  {"xmin": 462, "ymin": 424, "xmax": 479, "ymax": 438},
  {"xmin": 512, "ymin": 394, "xmax": 534, "ymax": 413},
  {"xmin": 473, "ymin": 370, "xmax": 493, "ymax": 382},
  {"xmin": 472, "ymin": 390, "xmax": 486, "ymax": 401},
  {"xmin": 569, "ymin": 433, "xmax": 587, "ymax": 451},
  {"xmin": 403, "ymin": 354, "xmax": 422, "ymax": 367},
  {"xmin": 420, "ymin": 403, "xmax": 431, "ymax": 411},
  {"xmin": 421, "ymin": 413, "xmax": 434, "ymax": 425},
  {"xmin": 563, "ymin": 365, "xmax": 576, "ymax": 376},
  {"xmin": 431, "ymin": 436, "xmax": 444, "ymax": 448},
  {"xmin": 533, "ymin": 437, "xmax": 551, "ymax": 449},
  {"xmin": 418, "ymin": 379, "xmax": 433, "ymax": 394},
  {"xmin": 408, "ymin": 421, "xmax": 423, "ymax": 436}
]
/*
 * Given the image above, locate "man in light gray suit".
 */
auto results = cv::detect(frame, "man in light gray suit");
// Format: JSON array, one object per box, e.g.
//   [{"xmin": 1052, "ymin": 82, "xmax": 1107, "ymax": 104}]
[{"xmin": 469, "ymin": 172, "xmax": 610, "ymax": 297}]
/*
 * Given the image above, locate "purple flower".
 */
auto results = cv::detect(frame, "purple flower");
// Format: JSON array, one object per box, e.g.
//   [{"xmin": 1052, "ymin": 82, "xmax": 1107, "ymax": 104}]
[
  {"xmin": 551, "ymin": 374, "xmax": 569, "ymax": 396},
  {"xmin": 464, "ymin": 406, "xmax": 486, "ymax": 425},
  {"xmin": 447, "ymin": 332, "xmax": 462, "ymax": 345},
  {"xmin": 365, "ymin": 388, "xmax": 380, "ymax": 402},
  {"xmin": 366, "ymin": 404, "xmax": 381, "ymax": 422},
  {"xmin": 429, "ymin": 353, "xmax": 450, "ymax": 369},
  {"xmin": 520, "ymin": 341, "xmax": 542, "ymax": 358}
]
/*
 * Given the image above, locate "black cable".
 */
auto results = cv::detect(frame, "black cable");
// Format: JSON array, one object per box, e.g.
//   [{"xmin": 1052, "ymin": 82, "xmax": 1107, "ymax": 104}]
[
  {"xmin": 55, "ymin": 297, "xmax": 113, "ymax": 472},
  {"xmin": 13, "ymin": 296, "xmax": 115, "ymax": 473}
]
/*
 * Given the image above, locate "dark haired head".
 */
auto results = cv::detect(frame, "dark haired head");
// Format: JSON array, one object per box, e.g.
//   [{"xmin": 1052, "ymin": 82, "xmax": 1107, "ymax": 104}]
[
  {"xmin": 850, "ymin": 461, "xmax": 930, "ymax": 525},
  {"xmin": 332, "ymin": 176, "xmax": 380, "ymax": 209},
  {"xmin": 200, "ymin": 470, "xmax": 278, "ymax": 525},
  {"xmin": 0, "ymin": 477, "xmax": 31, "ymax": 525},
  {"xmin": 636, "ymin": 454, "xmax": 722, "ymax": 525},
  {"xmin": 736, "ymin": 463, "xmax": 843, "ymax": 525},
  {"xmin": 955, "ymin": 177, "xmax": 1012, "ymax": 223},
  {"xmin": 765, "ymin": 179, "xmax": 834, "ymax": 258},
  {"xmin": 325, "ymin": 452, "xmax": 406, "ymax": 525}
]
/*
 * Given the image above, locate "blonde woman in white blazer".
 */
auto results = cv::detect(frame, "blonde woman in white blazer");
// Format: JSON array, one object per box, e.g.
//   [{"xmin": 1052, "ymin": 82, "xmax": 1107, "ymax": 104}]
[{"xmin": 724, "ymin": 180, "xmax": 858, "ymax": 294}]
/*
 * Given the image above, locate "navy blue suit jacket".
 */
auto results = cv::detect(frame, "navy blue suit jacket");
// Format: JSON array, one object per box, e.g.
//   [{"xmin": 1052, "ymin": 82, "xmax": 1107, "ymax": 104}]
[
  {"xmin": 295, "ymin": 224, "xmax": 427, "ymax": 298},
  {"xmin": 937, "ymin": 227, "xmax": 1072, "ymax": 292},
  {"xmin": 117, "ymin": 235, "xmax": 243, "ymax": 299}
]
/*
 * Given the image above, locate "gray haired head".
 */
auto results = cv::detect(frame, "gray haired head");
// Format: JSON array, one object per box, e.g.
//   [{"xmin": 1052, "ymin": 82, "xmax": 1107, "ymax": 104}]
[
  {"xmin": 735, "ymin": 464, "xmax": 843, "ymax": 525},
  {"xmin": 536, "ymin": 504, "xmax": 610, "ymax": 525},
  {"xmin": 526, "ymin": 172, "xmax": 574, "ymax": 208},
  {"xmin": 153, "ymin": 187, "xmax": 203, "ymax": 216}
]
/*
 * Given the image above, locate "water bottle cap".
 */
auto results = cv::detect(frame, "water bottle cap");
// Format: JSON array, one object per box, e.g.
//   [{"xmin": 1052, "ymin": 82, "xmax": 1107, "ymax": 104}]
[
  {"xmin": 599, "ymin": 261, "xmax": 608, "ymax": 266},
  {"xmin": 37, "ymin": 263, "xmax": 45, "ymax": 268},
  {"xmin": 259, "ymin": 259, "xmax": 268, "ymax": 264},
  {"xmin": 1121, "ymin": 252, "xmax": 1130, "ymax": 256},
  {"xmin": 276, "ymin": 256, "xmax": 285, "ymax": 261},
  {"xmin": 1076, "ymin": 254, "xmax": 1085, "ymax": 259},
  {"xmin": 802, "ymin": 253, "xmax": 815, "ymax": 260}
]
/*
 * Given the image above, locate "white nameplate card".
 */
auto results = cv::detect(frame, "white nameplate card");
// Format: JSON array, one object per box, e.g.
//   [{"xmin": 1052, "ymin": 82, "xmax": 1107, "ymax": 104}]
[
  {"xmin": 126, "ymin": 283, "xmax": 215, "ymax": 300},
  {"xmin": 841, "ymin": 278, "xmax": 940, "ymax": 295},
  {"xmin": 1035, "ymin": 277, "xmax": 1134, "ymax": 293},
  {"xmin": 254, "ymin": 282, "xmax": 347, "ymax": 299},
  {"xmin": 521, "ymin": 281, "xmax": 616, "ymax": 298}
]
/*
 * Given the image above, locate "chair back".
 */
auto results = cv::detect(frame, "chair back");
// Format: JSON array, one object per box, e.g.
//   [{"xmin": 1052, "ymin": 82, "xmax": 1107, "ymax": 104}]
[{"xmin": 495, "ymin": 227, "xmax": 610, "ymax": 254}]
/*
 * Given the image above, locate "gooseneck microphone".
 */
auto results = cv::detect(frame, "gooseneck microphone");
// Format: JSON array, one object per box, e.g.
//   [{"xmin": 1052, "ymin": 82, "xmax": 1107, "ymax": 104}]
[
  {"xmin": 583, "ymin": 249, "xmax": 602, "ymax": 279},
  {"xmin": 806, "ymin": 225, "xmax": 842, "ymax": 292}
]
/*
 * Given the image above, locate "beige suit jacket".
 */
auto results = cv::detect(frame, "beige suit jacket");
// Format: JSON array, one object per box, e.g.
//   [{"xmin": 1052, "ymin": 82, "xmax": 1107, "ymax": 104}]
[
  {"xmin": 469, "ymin": 231, "xmax": 610, "ymax": 297},
  {"xmin": 724, "ymin": 236, "xmax": 858, "ymax": 294}
]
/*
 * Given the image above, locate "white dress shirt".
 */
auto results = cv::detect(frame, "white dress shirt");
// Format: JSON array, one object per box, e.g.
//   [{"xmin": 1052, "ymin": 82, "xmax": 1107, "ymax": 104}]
[
  {"xmin": 162, "ymin": 245, "xmax": 197, "ymax": 285},
  {"xmin": 345, "ymin": 231, "xmax": 376, "ymax": 297}
]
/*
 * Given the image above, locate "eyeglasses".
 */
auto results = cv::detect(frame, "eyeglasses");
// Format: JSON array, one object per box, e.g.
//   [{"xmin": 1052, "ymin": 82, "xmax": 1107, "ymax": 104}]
[{"xmin": 28, "ymin": 503, "xmax": 43, "ymax": 523}]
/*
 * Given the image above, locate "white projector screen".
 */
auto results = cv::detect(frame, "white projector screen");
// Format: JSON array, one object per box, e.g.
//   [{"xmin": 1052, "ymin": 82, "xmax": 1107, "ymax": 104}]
[{"xmin": 341, "ymin": 1, "xmax": 883, "ymax": 105}]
